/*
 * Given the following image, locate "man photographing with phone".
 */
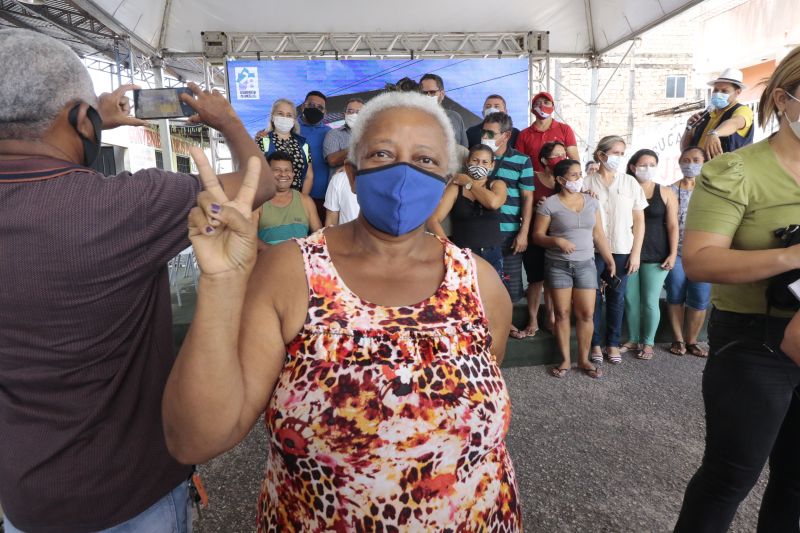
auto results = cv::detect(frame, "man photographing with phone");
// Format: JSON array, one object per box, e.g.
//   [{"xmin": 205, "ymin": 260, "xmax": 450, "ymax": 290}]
[{"xmin": 0, "ymin": 28, "xmax": 274, "ymax": 533}]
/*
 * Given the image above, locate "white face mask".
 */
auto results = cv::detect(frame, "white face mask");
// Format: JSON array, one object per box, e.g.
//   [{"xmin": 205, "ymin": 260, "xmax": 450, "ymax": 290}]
[
  {"xmin": 602, "ymin": 154, "xmax": 624, "ymax": 172},
  {"xmin": 785, "ymin": 91, "xmax": 800, "ymax": 140},
  {"xmin": 634, "ymin": 165, "xmax": 657, "ymax": 182},
  {"xmin": 344, "ymin": 114, "xmax": 358, "ymax": 129},
  {"xmin": 483, "ymin": 106, "xmax": 502, "ymax": 117},
  {"xmin": 563, "ymin": 178, "xmax": 584, "ymax": 193},
  {"xmin": 482, "ymin": 139, "xmax": 499, "ymax": 153},
  {"xmin": 272, "ymin": 116, "xmax": 295, "ymax": 133}
]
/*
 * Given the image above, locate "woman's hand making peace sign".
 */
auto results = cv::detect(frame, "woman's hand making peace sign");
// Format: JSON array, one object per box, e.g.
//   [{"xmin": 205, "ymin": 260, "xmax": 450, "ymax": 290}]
[{"xmin": 187, "ymin": 147, "xmax": 262, "ymax": 278}]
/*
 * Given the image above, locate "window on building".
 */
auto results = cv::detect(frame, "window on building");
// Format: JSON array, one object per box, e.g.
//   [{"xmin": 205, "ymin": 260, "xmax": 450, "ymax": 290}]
[
  {"xmin": 176, "ymin": 155, "xmax": 191, "ymax": 174},
  {"xmin": 666, "ymin": 75, "xmax": 687, "ymax": 99},
  {"xmin": 155, "ymin": 150, "xmax": 164, "ymax": 170}
]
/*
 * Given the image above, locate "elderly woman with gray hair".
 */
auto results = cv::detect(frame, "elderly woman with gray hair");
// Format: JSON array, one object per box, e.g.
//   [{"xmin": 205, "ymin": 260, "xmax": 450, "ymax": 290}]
[{"xmin": 162, "ymin": 91, "xmax": 521, "ymax": 530}]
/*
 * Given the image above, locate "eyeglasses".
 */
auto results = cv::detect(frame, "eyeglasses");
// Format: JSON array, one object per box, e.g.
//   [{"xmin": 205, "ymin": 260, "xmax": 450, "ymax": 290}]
[
  {"xmin": 421, "ymin": 90, "xmax": 440, "ymax": 96},
  {"xmin": 480, "ymin": 129, "xmax": 504, "ymax": 139}
]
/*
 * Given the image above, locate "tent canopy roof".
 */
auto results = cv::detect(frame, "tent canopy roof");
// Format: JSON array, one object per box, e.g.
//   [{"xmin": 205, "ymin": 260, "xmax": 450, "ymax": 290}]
[{"xmin": 78, "ymin": 0, "xmax": 704, "ymax": 58}]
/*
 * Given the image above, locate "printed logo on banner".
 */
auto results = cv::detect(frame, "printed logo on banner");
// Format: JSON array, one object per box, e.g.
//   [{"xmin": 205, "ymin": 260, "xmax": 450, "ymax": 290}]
[{"xmin": 235, "ymin": 67, "xmax": 259, "ymax": 100}]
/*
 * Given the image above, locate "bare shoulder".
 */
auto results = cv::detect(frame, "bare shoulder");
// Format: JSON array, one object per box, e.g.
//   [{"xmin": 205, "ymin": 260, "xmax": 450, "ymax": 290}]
[
  {"xmin": 472, "ymin": 253, "xmax": 511, "ymax": 313},
  {"xmin": 247, "ymin": 240, "xmax": 309, "ymax": 338}
]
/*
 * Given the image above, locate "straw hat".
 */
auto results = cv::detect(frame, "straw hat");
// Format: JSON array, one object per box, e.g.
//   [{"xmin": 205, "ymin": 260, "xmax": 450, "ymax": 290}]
[{"xmin": 708, "ymin": 68, "xmax": 746, "ymax": 89}]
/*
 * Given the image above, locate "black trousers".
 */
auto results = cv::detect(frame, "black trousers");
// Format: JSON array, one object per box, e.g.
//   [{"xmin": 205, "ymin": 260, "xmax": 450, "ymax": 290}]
[{"xmin": 674, "ymin": 308, "xmax": 800, "ymax": 533}]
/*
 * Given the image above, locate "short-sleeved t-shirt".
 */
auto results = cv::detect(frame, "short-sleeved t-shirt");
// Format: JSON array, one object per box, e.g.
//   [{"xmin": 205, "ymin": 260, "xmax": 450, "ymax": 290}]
[
  {"xmin": 584, "ymin": 172, "xmax": 649, "ymax": 254},
  {"xmin": 685, "ymin": 138, "xmax": 800, "ymax": 317},
  {"xmin": 444, "ymin": 108, "xmax": 469, "ymax": 148},
  {"xmin": 324, "ymin": 170, "xmax": 360, "ymax": 224},
  {"xmin": 538, "ymin": 195, "xmax": 600, "ymax": 262},
  {"xmin": 299, "ymin": 119, "xmax": 332, "ymax": 200},
  {"xmin": 697, "ymin": 103, "xmax": 754, "ymax": 151},
  {"xmin": 515, "ymin": 120, "xmax": 578, "ymax": 172},
  {"xmin": 491, "ymin": 147, "xmax": 535, "ymax": 239},
  {"xmin": 322, "ymin": 126, "xmax": 351, "ymax": 177},
  {"xmin": 0, "ymin": 158, "xmax": 197, "ymax": 532}
]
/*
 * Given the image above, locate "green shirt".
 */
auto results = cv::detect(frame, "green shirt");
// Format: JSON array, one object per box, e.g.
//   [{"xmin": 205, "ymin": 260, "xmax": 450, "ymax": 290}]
[{"xmin": 685, "ymin": 138, "xmax": 800, "ymax": 317}]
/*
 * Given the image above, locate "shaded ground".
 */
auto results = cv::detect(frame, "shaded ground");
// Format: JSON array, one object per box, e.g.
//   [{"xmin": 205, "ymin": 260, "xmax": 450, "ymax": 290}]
[{"xmin": 192, "ymin": 346, "xmax": 766, "ymax": 533}]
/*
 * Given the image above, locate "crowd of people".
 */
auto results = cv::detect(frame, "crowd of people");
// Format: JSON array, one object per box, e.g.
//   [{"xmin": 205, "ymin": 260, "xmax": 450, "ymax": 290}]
[
  {"xmin": 252, "ymin": 72, "xmax": 758, "ymax": 379},
  {"xmin": 1, "ymin": 25, "xmax": 799, "ymax": 533}
]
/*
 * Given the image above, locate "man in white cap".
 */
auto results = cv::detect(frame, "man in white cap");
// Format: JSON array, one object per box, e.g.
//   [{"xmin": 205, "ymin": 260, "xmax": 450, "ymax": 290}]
[{"xmin": 681, "ymin": 67, "xmax": 754, "ymax": 158}]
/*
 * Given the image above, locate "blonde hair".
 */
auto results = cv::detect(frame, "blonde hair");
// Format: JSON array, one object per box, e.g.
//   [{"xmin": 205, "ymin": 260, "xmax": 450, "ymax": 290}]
[
  {"xmin": 265, "ymin": 98, "xmax": 300, "ymax": 135},
  {"xmin": 758, "ymin": 45, "xmax": 800, "ymax": 129},
  {"xmin": 593, "ymin": 135, "xmax": 626, "ymax": 162}
]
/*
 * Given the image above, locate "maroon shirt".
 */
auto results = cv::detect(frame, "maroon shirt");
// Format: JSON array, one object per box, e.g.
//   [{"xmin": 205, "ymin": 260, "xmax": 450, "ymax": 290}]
[{"xmin": 0, "ymin": 158, "xmax": 198, "ymax": 532}]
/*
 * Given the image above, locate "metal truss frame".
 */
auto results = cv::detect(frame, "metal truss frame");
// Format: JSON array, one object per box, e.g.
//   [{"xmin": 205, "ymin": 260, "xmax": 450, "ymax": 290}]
[{"xmin": 219, "ymin": 31, "xmax": 549, "ymax": 60}]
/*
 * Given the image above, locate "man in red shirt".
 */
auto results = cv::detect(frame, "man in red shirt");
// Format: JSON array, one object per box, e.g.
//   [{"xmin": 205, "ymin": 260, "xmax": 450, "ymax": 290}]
[{"xmin": 515, "ymin": 91, "xmax": 580, "ymax": 171}]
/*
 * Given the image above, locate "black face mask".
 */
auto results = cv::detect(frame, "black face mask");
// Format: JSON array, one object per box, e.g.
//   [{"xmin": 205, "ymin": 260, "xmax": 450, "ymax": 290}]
[
  {"xmin": 302, "ymin": 107, "xmax": 324, "ymax": 125},
  {"xmin": 68, "ymin": 103, "xmax": 103, "ymax": 167}
]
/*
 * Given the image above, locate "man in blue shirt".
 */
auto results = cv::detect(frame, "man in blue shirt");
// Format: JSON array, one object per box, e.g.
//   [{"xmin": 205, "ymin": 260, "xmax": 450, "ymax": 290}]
[{"xmin": 298, "ymin": 90, "xmax": 332, "ymax": 219}]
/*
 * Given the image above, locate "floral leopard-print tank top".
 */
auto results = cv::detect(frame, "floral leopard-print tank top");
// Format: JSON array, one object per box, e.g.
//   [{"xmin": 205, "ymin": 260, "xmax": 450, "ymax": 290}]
[{"xmin": 257, "ymin": 230, "xmax": 521, "ymax": 532}]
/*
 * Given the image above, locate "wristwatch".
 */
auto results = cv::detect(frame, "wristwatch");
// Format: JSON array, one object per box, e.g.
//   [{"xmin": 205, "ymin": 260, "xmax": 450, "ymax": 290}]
[{"xmin": 465, "ymin": 181, "xmax": 473, "ymax": 191}]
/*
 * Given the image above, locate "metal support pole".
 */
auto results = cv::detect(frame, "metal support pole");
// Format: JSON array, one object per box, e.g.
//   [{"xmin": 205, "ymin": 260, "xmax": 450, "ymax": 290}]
[
  {"xmin": 527, "ymin": 52, "xmax": 534, "ymax": 128},
  {"xmin": 113, "ymin": 39, "xmax": 122, "ymax": 88},
  {"xmin": 203, "ymin": 56, "xmax": 220, "ymax": 172},
  {"xmin": 151, "ymin": 59, "xmax": 176, "ymax": 172},
  {"xmin": 586, "ymin": 60, "xmax": 600, "ymax": 160},
  {"xmin": 627, "ymin": 46, "xmax": 636, "ymax": 144}
]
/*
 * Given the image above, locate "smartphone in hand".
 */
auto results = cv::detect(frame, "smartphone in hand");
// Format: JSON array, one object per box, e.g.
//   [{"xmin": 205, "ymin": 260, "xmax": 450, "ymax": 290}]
[
  {"xmin": 601, "ymin": 270, "xmax": 621, "ymax": 290},
  {"xmin": 134, "ymin": 88, "xmax": 195, "ymax": 120}
]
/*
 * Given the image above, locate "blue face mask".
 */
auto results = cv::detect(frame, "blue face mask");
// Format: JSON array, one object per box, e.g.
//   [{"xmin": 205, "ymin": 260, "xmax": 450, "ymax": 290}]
[
  {"xmin": 355, "ymin": 162, "xmax": 446, "ymax": 236},
  {"xmin": 710, "ymin": 92, "xmax": 730, "ymax": 109}
]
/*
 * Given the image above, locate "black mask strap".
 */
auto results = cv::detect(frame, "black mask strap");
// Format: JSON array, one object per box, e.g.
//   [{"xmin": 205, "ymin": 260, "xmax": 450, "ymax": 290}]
[{"xmin": 68, "ymin": 103, "xmax": 103, "ymax": 167}]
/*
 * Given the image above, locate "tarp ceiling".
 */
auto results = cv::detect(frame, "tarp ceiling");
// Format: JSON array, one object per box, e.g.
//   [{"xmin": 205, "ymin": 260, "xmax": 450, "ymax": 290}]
[{"xmin": 76, "ymin": 0, "xmax": 706, "ymax": 57}]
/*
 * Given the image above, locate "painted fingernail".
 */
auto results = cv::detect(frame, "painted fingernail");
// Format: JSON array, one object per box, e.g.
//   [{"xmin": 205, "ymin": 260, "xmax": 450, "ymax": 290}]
[
  {"xmin": 210, "ymin": 203, "xmax": 221, "ymax": 214},
  {"xmin": 205, "ymin": 225, "xmax": 214, "ymax": 234}
]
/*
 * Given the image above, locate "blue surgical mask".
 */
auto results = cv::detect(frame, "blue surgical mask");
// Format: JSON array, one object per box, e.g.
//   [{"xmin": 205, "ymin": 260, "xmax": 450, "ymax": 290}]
[
  {"xmin": 680, "ymin": 162, "xmax": 702, "ymax": 178},
  {"xmin": 355, "ymin": 162, "xmax": 446, "ymax": 236},
  {"xmin": 710, "ymin": 92, "xmax": 730, "ymax": 109}
]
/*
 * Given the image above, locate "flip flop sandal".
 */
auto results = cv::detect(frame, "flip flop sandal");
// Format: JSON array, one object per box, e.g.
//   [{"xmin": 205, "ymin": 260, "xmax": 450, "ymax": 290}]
[
  {"xmin": 619, "ymin": 343, "xmax": 640, "ymax": 354},
  {"xmin": 579, "ymin": 365, "xmax": 603, "ymax": 379},
  {"xmin": 636, "ymin": 347, "xmax": 654, "ymax": 360},
  {"xmin": 550, "ymin": 366, "xmax": 570, "ymax": 378},
  {"xmin": 686, "ymin": 343, "xmax": 708, "ymax": 358},
  {"xmin": 669, "ymin": 341, "xmax": 687, "ymax": 356}
]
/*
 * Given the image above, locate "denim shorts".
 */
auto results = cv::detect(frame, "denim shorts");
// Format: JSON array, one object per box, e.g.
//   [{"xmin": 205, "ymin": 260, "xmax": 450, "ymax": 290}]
[
  {"xmin": 665, "ymin": 255, "xmax": 711, "ymax": 310},
  {"xmin": 3, "ymin": 481, "xmax": 191, "ymax": 533},
  {"xmin": 544, "ymin": 258, "xmax": 598, "ymax": 290}
]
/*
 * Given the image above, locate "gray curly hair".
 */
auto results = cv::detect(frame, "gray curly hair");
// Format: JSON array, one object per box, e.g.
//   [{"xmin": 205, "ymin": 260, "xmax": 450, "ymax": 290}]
[
  {"xmin": 0, "ymin": 29, "xmax": 97, "ymax": 140},
  {"xmin": 347, "ymin": 91, "xmax": 459, "ymax": 174}
]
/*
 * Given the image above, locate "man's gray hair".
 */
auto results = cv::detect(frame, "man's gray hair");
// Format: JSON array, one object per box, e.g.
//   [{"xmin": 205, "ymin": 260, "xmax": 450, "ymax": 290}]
[
  {"xmin": 347, "ymin": 91, "xmax": 458, "ymax": 174},
  {"xmin": 0, "ymin": 29, "xmax": 96, "ymax": 140}
]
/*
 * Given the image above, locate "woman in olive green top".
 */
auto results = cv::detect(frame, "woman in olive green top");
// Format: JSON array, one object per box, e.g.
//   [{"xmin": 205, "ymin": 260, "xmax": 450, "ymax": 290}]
[{"xmin": 674, "ymin": 46, "xmax": 800, "ymax": 532}]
